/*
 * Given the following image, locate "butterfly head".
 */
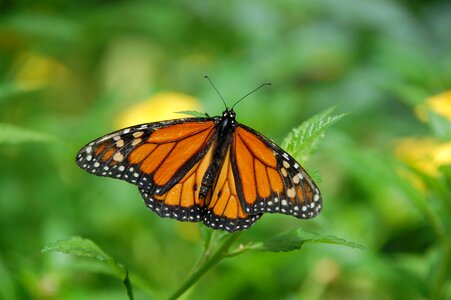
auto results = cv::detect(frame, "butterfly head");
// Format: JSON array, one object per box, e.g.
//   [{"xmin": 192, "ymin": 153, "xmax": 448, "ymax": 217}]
[{"xmin": 221, "ymin": 108, "xmax": 236, "ymax": 125}]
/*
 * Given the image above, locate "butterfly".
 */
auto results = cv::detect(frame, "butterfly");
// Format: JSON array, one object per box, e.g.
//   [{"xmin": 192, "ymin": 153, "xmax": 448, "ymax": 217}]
[{"xmin": 76, "ymin": 80, "xmax": 322, "ymax": 232}]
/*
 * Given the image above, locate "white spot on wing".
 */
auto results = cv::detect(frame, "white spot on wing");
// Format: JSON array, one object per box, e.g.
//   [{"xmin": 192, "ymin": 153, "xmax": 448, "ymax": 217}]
[
  {"xmin": 133, "ymin": 131, "xmax": 144, "ymax": 138},
  {"xmin": 113, "ymin": 152, "xmax": 124, "ymax": 162},
  {"xmin": 281, "ymin": 168, "xmax": 288, "ymax": 177},
  {"xmin": 116, "ymin": 139, "xmax": 124, "ymax": 147},
  {"xmin": 131, "ymin": 138, "xmax": 142, "ymax": 146}
]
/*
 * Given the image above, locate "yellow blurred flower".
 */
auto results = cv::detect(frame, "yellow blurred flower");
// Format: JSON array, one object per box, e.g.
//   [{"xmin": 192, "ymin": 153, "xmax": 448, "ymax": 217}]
[
  {"xmin": 416, "ymin": 90, "xmax": 451, "ymax": 121},
  {"xmin": 116, "ymin": 91, "xmax": 204, "ymax": 128},
  {"xmin": 394, "ymin": 137, "xmax": 451, "ymax": 177},
  {"xmin": 14, "ymin": 52, "xmax": 71, "ymax": 89}
]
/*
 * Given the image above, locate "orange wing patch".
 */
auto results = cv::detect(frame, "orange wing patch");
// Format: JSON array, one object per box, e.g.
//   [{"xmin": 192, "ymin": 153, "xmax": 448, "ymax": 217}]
[
  {"xmin": 236, "ymin": 127, "xmax": 277, "ymax": 168},
  {"xmin": 255, "ymin": 160, "xmax": 271, "ymax": 198},
  {"xmin": 153, "ymin": 128, "xmax": 212, "ymax": 185},
  {"xmin": 208, "ymin": 148, "xmax": 246, "ymax": 219},
  {"xmin": 148, "ymin": 121, "xmax": 213, "ymax": 143},
  {"xmin": 235, "ymin": 134, "xmax": 257, "ymax": 205},
  {"xmin": 267, "ymin": 168, "xmax": 284, "ymax": 193},
  {"xmin": 140, "ymin": 142, "xmax": 175, "ymax": 174},
  {"xmin": 234, "ymin": 130, "xmax": 284, "ymax": 206},
  {"xmin": 129, "ymin": 144, "xmax": 157, "ymax": 164},
  {"xmin": 102, "ymin": 147, "xmax": 115, "ymax": 161}
]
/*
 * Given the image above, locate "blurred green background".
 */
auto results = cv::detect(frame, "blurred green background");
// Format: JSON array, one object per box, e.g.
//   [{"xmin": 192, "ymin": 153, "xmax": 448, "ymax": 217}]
[{"xmin": 1, "ymin": 0, "xmax": 450, "ymax": 299}]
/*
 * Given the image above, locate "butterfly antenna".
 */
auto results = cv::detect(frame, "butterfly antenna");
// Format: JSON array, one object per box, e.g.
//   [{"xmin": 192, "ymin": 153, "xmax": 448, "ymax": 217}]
[
  {"xmin": 204, "ymin": 75, "xmax": 228, "ymax": 108},
  {"xmin": 231, "ymin": 82, "xmax": 272, "ymax": 109}
]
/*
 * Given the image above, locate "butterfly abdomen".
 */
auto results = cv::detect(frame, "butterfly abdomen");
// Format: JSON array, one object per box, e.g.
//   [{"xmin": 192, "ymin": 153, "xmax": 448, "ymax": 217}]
[{"xmin": 199, "ymin": 152, "xmax": 226, "ymax": 199}]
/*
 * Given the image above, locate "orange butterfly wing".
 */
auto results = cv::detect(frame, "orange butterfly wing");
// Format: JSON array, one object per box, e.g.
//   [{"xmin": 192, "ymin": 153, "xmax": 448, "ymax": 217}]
[
  {"xmin": 76, "ymin": 118, "xmax": 216, "ymax": 195},
  {"xmin": 232, "ymin": 125, "xmax": 322, "ymax": 219}
]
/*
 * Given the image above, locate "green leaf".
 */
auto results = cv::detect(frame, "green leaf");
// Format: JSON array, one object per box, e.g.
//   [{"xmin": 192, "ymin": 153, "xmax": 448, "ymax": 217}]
[
  {"xmin": 307, "ymin": 167, "xmax": 322, "ymax": 184},
  {"xmin": 175, "ymin": 110, "xmax": 207, "ymax": 118},
  {"xmin": 0, "ymin": 123, "xmax": 58, "ymax": 144},
  {"xmin": 42, "ymin": 236, "xmax": 111, "ymax": 261},
  {"xmin": 42, "ymin": 236, "xmax": 134, "ymax": 299},
  {"xmin": 282, "ymin": 107, "xmax": 346, "ymax": 163},
  {"xmin": 246, "ymin": 229, "xmax": 364, "ymax": 252}
]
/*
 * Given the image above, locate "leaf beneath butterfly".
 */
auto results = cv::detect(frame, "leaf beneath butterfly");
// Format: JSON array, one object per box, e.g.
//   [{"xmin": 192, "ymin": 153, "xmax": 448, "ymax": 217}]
[
  {"xmin": 282, "ymin": 107, "xmax": 346, "ymax": 164},
  {"xmin": 175, "ymin": 110, "xmax": 207, "ymax": 118},
  {"xmin": 245, "ymin": 229, "xmax": 364, "ymax": 252},
  {"xmin": 42, "ymin": 236, "xmax": 134, "ymax": 300},
  {"xmin": 42, "ymin": 236, "xmax": 112, "ymax": 261},
  {"xmin": 0, "ymin": 123, "xmax": 58, "ymax": 144}
]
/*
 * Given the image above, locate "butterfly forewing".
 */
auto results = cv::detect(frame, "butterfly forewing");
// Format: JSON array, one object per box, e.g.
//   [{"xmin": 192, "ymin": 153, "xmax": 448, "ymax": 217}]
[
  {"xmin": 76, "ymin": 118, "xmax": 216, "ymax": 194},
  {"xmin": 233, "ymin": 125, "xmax": 322, "ymax": 218}
]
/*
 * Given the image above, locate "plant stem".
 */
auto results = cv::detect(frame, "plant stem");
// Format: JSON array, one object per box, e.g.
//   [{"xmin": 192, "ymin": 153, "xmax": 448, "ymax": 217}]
[{"xmin": 167, "ymin": 232, "xmax": 242, "ymax": 300}]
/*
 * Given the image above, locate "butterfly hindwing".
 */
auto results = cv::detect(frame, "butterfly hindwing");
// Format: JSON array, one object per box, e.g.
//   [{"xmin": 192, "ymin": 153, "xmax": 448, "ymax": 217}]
[{"xmin": 138, "ymin": 143, "xmax": 215, "ymax": 222}]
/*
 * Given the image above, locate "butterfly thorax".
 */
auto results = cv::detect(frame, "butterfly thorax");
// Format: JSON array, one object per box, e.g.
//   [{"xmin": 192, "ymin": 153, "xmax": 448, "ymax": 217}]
[{"xmin": 199, "ymin": 109, "xmax": 236, "ymax": 200}]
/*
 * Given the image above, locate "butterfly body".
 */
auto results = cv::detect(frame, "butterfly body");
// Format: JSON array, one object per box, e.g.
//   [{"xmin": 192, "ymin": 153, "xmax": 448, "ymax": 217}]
[
  {"xmin": 199, "ymin": 109, "xmax": 236, "ymax": 199},
  {"xmin": 76, "ymin": 108, "xmax": 322, "ymax": 232}
]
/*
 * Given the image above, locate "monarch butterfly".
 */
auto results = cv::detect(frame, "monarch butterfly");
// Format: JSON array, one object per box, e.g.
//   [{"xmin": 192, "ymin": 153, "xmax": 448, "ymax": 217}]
[{"xmin": 76, "ymin": 79, "xmax": 322, "ymax": 232}]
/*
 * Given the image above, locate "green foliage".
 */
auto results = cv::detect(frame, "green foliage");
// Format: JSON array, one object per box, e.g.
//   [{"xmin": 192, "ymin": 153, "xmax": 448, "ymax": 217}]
[
  {"xmin": 0, "ymin": 123, "xmax": 57, "ymax": 144},
  {"xmin": 1, "ymin": 1, "xmax": 450, "ymax": 299},
  {"xmin": 42, "ymin": 237, "xmax": 134, "ymax": 300},
  {"xmin": 245, "ymin": 229, "xmax": 363, "ymax": 252},
  {"xmin": 42, "ymin": 236, "xmax": 111, "ymax": 261},
  {"xmin": 282, "ymin": 107, "xmax": 346, "ymax": 163}
]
